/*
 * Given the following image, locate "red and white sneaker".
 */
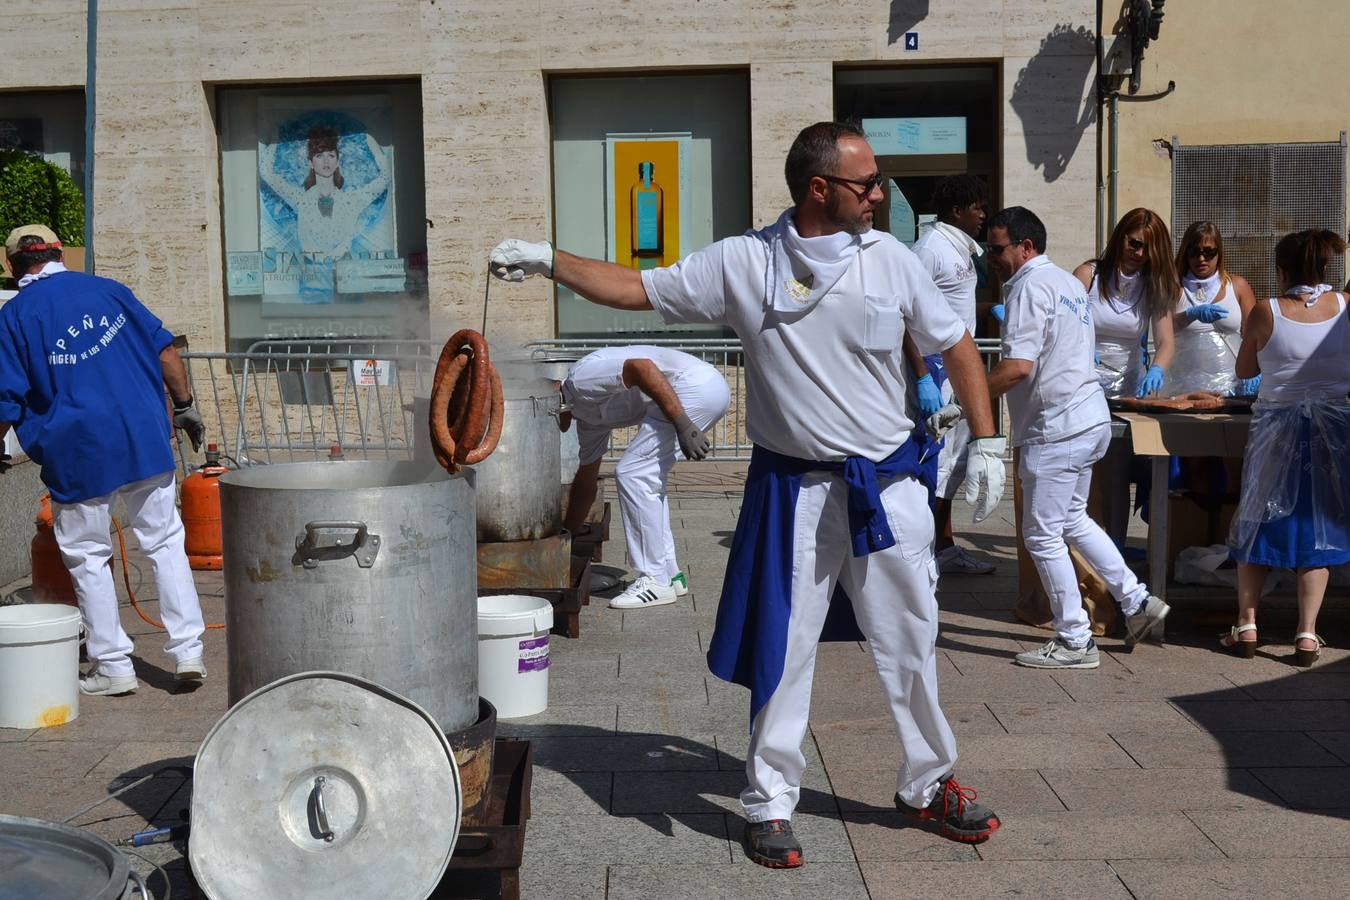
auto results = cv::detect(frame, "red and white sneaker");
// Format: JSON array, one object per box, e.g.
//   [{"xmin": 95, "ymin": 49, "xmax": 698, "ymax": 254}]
[{"xmin": 896, "ymin": 774, "xmax": 1001, "ymax": 843}]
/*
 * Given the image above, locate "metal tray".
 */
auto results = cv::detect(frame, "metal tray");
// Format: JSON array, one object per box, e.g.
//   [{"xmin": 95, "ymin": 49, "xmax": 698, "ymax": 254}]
[
  {"xmin": 0, "ymin": 814, "xmax": 137, "ymax": 900},
  {"xmin": 1109, "ymin": 397, "xmax": 1254, "ymax": 415}
]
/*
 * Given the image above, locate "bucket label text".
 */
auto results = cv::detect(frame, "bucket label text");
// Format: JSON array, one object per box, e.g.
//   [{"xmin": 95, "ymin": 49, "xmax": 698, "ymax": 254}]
[{"xmin": 518, "ymin": 635, "xmax": 550, "ymax": 673}]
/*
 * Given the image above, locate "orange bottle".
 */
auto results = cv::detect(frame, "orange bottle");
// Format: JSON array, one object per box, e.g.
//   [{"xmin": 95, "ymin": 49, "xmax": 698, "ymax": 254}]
[
  {"xmin": 31, "ymin": 494, "xmax": 77, "ymax": 606},
  {"xmin": 182, "ymin": 443, "xmax": 228, "ymax": 571}
]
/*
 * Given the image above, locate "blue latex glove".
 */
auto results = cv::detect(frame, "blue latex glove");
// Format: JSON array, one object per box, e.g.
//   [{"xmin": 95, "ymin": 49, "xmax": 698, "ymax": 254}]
[
  {"xmin": 1136, "ymin": 364, "xmax": 1165, "ymax": 398},
  {"xmin": 915, "ymin": 374, "xmax": 943, "ymax": 418},
  {"xmin": 1233, "ymin": 374, "xmax": 1262, "ymax": 396},
  {"xmin": 991, "ymin": 303, "xmax": 1005, "ymax": 324},
  {"xmin": 1186, "ymin": 303, "xmax": 1230, "ymax": 324}
]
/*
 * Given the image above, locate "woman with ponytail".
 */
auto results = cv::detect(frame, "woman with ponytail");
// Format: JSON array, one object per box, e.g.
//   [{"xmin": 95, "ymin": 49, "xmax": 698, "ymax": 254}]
[{"xmin": 1225, "ymin": 229, "xmax": 1350, "ymax": 666}]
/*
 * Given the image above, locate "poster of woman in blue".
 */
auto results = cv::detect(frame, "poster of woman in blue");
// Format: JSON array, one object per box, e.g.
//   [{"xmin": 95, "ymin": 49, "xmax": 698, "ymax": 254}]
[{"xmin": 257, "ymin": 102, "xmax": 396, "ymax": 303}]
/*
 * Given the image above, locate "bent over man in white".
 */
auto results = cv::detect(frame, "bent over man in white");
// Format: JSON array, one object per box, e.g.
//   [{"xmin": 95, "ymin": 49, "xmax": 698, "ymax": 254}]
[
  {"xmin": 490, "ymin": 122, "xmax": 1008, "ymax": 866},
  {"xmin": 560, "ymin": 346, "xmax": 729, "ymax": 609}
]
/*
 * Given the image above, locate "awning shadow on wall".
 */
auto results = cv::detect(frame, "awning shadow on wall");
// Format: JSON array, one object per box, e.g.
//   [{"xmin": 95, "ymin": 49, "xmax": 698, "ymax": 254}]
[
  {"xmin": 1009, "ymin": 24, "xmax": 1098, "ymax": 183},
  {"xmin": 886, "ymin": 1, "xmax": 929, "ymax": 45}
]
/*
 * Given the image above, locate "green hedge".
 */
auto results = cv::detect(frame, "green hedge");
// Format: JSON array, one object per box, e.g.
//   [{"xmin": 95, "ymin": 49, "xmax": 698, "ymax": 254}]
[{"xmin": 0, "ymin": 149, "xmax": 85, "ymax": 246}]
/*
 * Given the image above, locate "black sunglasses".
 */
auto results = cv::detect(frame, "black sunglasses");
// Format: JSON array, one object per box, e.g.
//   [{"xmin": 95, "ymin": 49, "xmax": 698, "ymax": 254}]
[
  {"xmin": 819, "ymin": 173, "xmax": 886, "ymax": 199},
  {"xmin": 1125, "ymin": 237, "xmax": 1147, "ymax": 252},
  {"xmin": 1188, "ymin": 246, "xmax": 1219, "ymax": 261}
]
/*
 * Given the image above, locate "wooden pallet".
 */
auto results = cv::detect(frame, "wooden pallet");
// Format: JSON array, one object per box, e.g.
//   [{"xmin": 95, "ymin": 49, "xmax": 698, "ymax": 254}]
[
  {"xmin": 432, "ymin": 739, "xmax": 533, "ymax": 900},
  {"xmin": 571, "ymin": 500, "xmax": 612, "ymax": 564},
  {"xmin": 480, "ymin": 555, "xmax": 593, "ymax": 639}
]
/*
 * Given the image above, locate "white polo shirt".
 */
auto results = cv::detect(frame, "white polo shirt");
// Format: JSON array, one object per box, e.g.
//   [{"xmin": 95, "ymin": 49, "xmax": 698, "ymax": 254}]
[
  {"xmin": 1000, "ymin": 255, "xmax": 1110, "ymax": 447},
  {"xmin": 641, "ymin": 219, "xmax": 966, "ymax": 462},
  {"xmin": 563, "ymin": 345, "xmax": 720, "ymax": 464},
  {"xmin": 912, "ymin": 223, "xmax": 981, "ymax": 333}
]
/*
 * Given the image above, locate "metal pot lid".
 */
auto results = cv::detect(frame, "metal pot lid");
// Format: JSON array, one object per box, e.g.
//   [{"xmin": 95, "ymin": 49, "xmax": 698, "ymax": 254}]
[
  {"xmin": 190, "ymin": 671, "xmax": 461, "ymax": 900},
  {"xmin": 0, "ymin": 814, "xmax": 131, "ymax": 900}
]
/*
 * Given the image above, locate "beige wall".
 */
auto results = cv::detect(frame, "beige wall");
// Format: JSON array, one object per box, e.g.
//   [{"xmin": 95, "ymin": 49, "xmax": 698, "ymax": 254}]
[
  {"xmin": 1113, "ymin": 0, "xmax": 1350, "ymax": 236},
  {"xmin": 2, "ymin": 0, "xmax": 1099, "ymax": 350}
]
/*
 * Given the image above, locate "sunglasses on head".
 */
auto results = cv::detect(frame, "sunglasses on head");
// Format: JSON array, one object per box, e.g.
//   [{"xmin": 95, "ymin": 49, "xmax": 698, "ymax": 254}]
[
  {"xmin": 1188, "ymin": 246, "xmax": 1219, "ymax": 261},
  {"xmin": 1125, "ymin": 237, "xmax": 1147, "ymax": 252}
]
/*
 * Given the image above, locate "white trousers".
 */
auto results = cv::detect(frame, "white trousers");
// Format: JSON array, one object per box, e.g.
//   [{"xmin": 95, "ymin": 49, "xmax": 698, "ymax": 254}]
[
  {"xmin": 52, "ymin": 471, "xmax": 205, "ymax": 677},
  {"xmin": 742, "ymin": 473, "xmax": 958, "ymax": 821},
  {"xmin": 1019, "ymin": 423, "xmax": 1149, "ymax": 646},
  {"xmin": 616, "ymin": 372, "xmax": 730, "ymax": 582}
]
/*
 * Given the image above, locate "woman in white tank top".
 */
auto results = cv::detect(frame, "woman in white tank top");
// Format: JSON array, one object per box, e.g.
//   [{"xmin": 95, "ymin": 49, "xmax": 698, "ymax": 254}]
[
  {"xmin": 1074, "ymin": 208, "xmax": 1179, "ymax": 398},
  {"xmin": 1225, "ymin": 229, "xmax": 1350, "ymax": 667},
  {"xmin": 1166, "ymin": 222, "xmax": 1258, "ymax": 396}
]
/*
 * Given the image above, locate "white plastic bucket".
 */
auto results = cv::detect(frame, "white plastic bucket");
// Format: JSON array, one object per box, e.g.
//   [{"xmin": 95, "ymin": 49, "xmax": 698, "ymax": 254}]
[
  {"xmin": 0, "ymin": 603, "xmax": 82, "ymax": 729},
  {"xmin": 476, "ymin": 595, "xmax": 553, "ymax": 719}
]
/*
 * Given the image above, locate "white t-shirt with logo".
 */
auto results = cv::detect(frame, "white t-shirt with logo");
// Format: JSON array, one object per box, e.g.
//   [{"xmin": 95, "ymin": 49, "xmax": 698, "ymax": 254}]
[
  {"xmin": 563, "ymin": 345, "xmax": 719, "ymax": 464},
  {"xmin": 641, "ymin": 222, "xmax": 966, "ymax": 462},
  {"xmin": 911, "ymin": 223, "xmax": 980, "ymax": 333},
  {"xmin": 1001, "ymin": 255, "xmax": 1110, "ymax": 447}
]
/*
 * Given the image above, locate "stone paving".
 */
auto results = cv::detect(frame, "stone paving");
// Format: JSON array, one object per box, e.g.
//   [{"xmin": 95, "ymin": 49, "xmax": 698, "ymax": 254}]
[{"xmin": 3, "ymin": 460, "xmax": 1350, "ymax": 898}]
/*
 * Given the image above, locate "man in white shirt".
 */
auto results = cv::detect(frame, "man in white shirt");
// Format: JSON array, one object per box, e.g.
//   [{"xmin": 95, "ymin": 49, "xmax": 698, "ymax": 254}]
[
  {"xmin": 907, "ymin": 174, "xmax": 995, "ymax": 575},
  {"xmin": 983, "ymin": 206, "xmax": 1170, "ymax": 669},
  {"xmin": 560, "ymin": 345, "xmax": 729, "ymax": 609},
  {"xmin": 490, "ymin": 122, "xmax": 1008, "ymax": 866}
]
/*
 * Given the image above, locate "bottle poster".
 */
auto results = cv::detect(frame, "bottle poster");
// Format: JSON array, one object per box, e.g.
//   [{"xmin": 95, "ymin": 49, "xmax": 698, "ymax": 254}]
[
  {"xmin": 609, "ymin": 139, "xmax": 681, "ymax": 270},
  {"xmin": 256, "ymin": 98, "xmax": 398, "ymax": 304}
]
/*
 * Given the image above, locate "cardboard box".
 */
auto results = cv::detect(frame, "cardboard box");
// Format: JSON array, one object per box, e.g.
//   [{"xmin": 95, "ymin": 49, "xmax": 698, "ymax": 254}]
[{"xmin": 1115, "ymin": 411, "xmax": 1251, "ymax": 458}]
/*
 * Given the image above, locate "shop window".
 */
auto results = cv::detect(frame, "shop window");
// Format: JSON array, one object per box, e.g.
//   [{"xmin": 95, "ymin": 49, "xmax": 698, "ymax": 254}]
[
  {"xmin": 217, "ymin": 82, "xmax": 427, "ymax": 352},
  {"xmin": 549, "ymin": 72, "xmax": 750, "ymax": 338},
  {"xmin": 836, "ymin": 66, "xmax": 999, "ymax": 333},
  {"xmin": 0, "ymin": 90, "xmax": 85, "ymax": 189},
  {"xmin": 0, "ymin": 89, "xmax": 87, "ymax": 275}
]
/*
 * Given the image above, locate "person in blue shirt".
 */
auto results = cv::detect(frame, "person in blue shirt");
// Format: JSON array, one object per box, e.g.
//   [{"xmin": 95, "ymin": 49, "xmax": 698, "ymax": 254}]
[{"xmin": 0, "ymin": 225, "xmax": 209, "ymax": 697}]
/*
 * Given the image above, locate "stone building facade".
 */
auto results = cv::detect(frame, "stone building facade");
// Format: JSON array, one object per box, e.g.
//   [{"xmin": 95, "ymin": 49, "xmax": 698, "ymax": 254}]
[{"xmin": 3, "ymin": 1, "xmax": 1101, "ymax": 350}]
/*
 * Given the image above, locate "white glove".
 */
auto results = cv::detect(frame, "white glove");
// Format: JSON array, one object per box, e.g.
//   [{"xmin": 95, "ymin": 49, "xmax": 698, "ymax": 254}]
[
  {"xmin": 926, "ymin": 402, "xmax": 963, "ymax": 439},
  {"xmin": 489, "ymin": 239, "xmax": 553, "ymax": 282},
  {"xmin": 962, "ymin": 436, "xmax": 1006, "ymax": 523}
]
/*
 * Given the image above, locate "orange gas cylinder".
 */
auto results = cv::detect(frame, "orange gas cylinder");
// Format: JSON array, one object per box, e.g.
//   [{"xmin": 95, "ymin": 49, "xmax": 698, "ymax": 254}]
[
  {"xmin": 182, "ymin": 443, "xmax": 228, "ymax": 571},
  {"xmin": 31, "ymin": 494, "xmax": 77, "ymax": 606}
]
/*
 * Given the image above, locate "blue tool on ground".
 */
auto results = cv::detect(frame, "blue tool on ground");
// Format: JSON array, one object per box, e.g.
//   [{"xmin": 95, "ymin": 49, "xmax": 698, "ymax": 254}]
[{"xmin": 126, "ymin": 824, "xmax": 189, "ymax": 847}]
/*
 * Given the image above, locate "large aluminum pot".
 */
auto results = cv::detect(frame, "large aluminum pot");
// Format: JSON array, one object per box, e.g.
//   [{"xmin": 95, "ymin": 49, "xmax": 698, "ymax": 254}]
[
  {"xmin": 470, "ymin": 378, "xmax": 562, "ymax": 542},
  {"xmin": 530, "ymin": 355, "xmax": 584, "ymax": 484},
  {"xmin": 219, "ymin": 460, "xmax": 478, "ymax": 734}
]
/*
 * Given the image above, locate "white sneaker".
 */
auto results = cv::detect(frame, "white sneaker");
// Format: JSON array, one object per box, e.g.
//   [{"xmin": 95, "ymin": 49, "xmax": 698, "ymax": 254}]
[
  {"xmin": 175, "ymin": 656, "xmax": 207, "ymax": 682},
  {"xmin": 1014, "ymin": 638, "xmax": 1100, "ymax": 669},
  {"xmin": 610, "ymin": 575, "xmax": 678, "ymax": 609},
  {"xmin": 79, "ymin": 668, "xmax": 139, "ymax": 696},
  {"xmin": 936, "ymin": 545, "xmax": 996, "ymax": 575},
  {"xmin": 1123, "ymin": 595, "xmax": 1170, "ymax": 647},
  {"xmin": 670, "ymin": 572, "xmax": 690, "ymax": 597}
]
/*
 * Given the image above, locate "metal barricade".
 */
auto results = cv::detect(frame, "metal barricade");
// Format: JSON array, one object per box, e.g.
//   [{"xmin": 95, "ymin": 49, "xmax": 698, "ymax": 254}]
[
  {"xmin": 525, "ymin": 337, "xmax": 1006, "ymax": 461},
  {"xmin": 182, "ymin": 336, "xmax": 1005, "ymax": 470},
  {"xmin": 181, "ymin": 340, "xmax": 438, "ymax": 469}
]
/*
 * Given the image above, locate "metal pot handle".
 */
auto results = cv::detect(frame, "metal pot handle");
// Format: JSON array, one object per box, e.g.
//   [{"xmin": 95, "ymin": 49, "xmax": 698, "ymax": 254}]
[
  {"xmin": 311, "ymin": 775, "xmax": 336, "ymax": 842},
  {"xmin": 294, "ymin": 521, "xmax": 381, "ymax": 569}
]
